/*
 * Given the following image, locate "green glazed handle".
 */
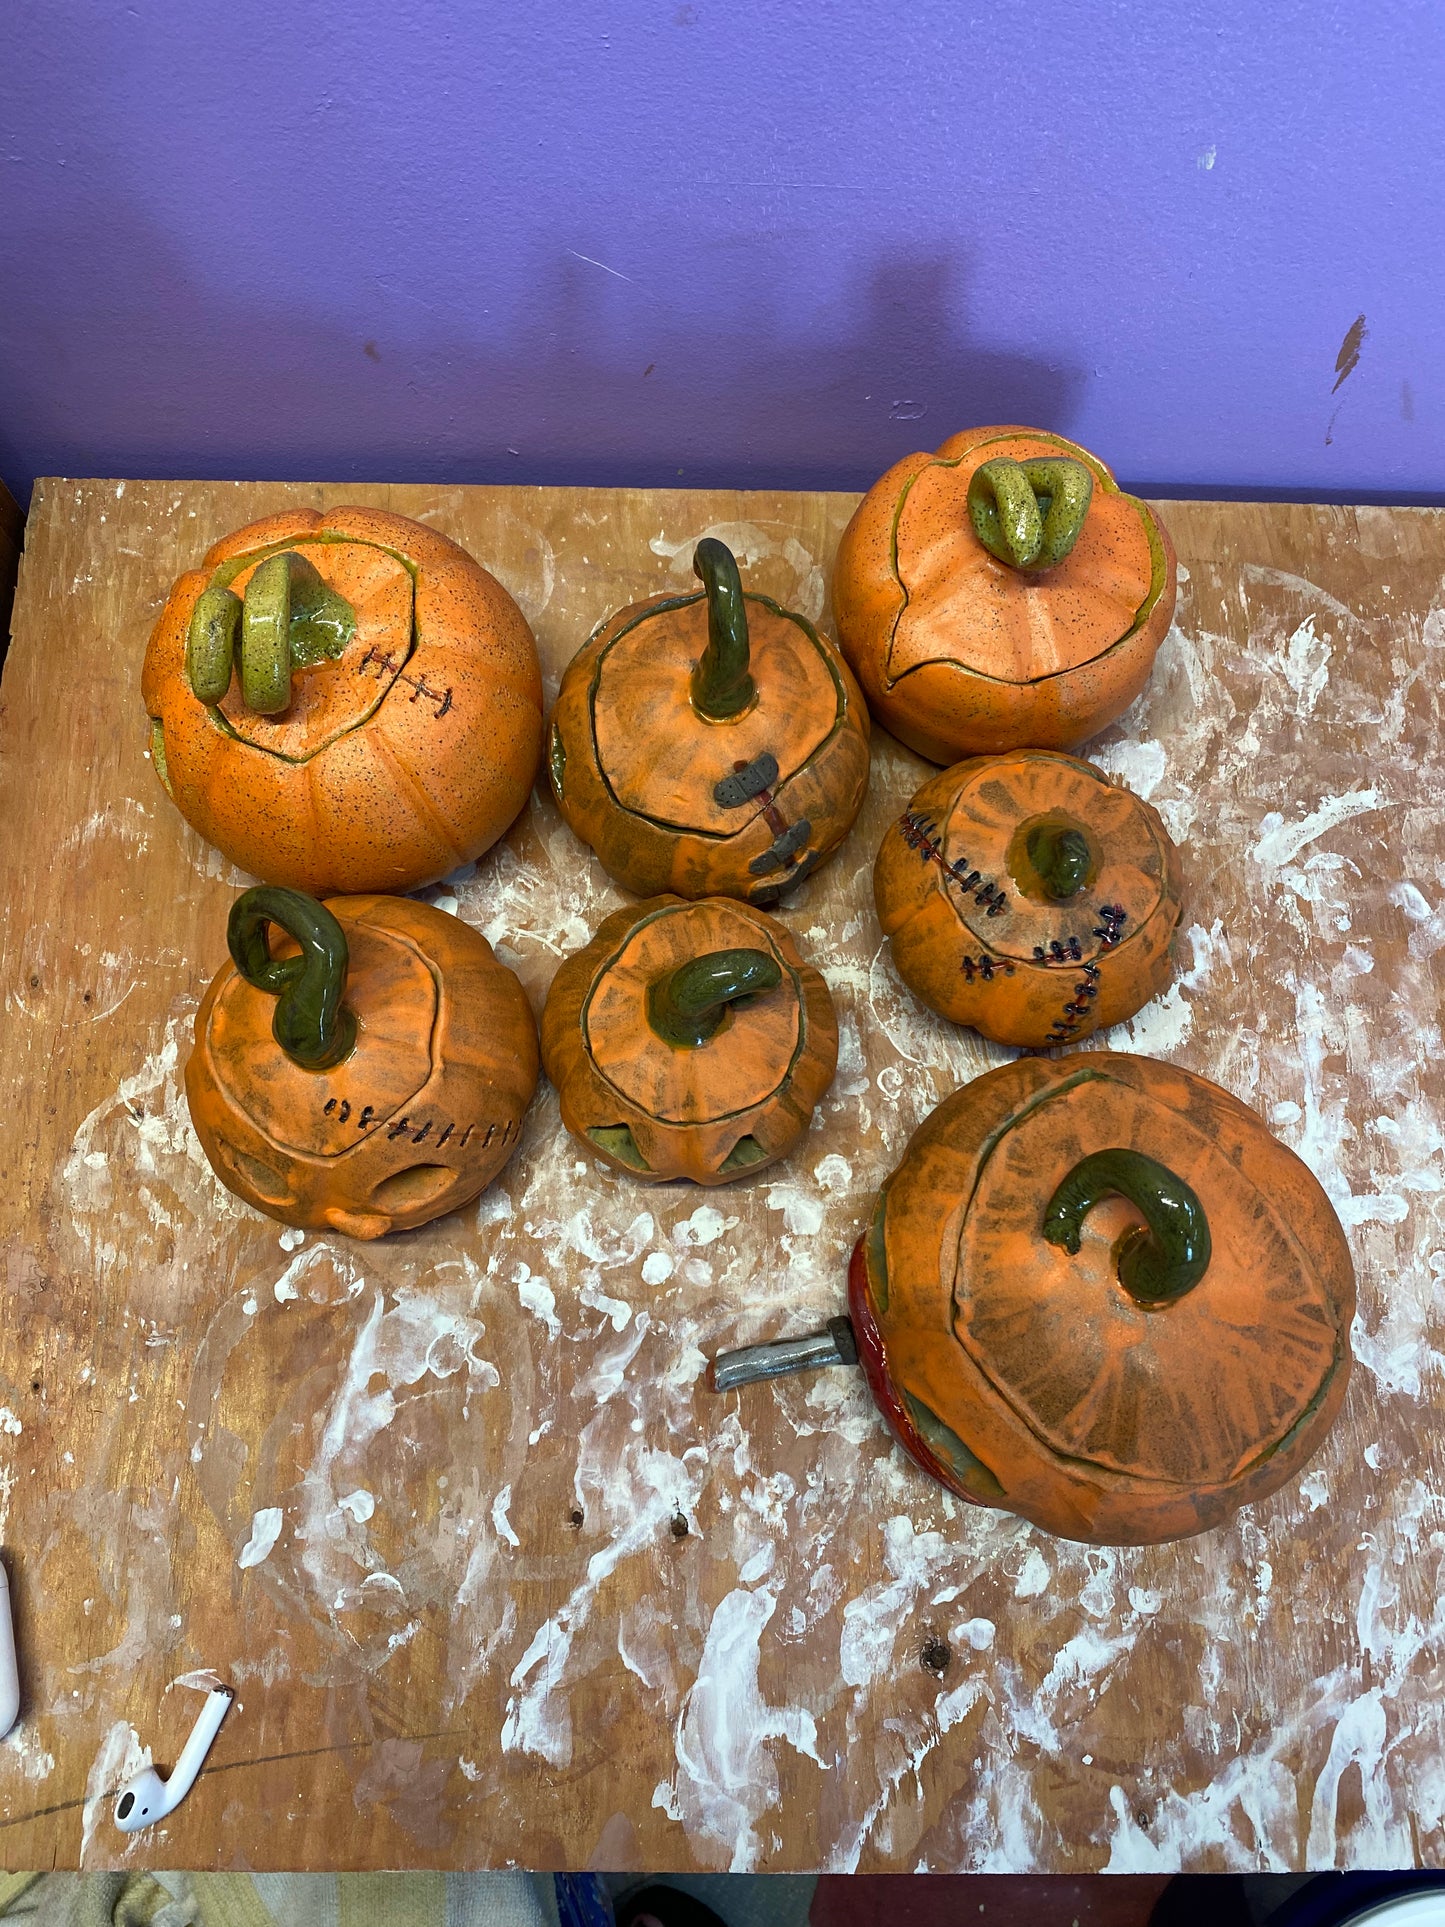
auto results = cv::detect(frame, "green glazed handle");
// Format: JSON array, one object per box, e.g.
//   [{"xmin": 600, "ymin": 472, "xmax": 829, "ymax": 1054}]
[
  {"xmin": 689, "ymin": 539, "xmax": 757, "ymax": 721},
  {"xmin": 1025, "ymin": 822, "xmax": 1092, "ymax": 901},
  {"xmin": 967, "ymin": 456, "xmax": 1094, "ymax": 572},
  {"xmin": 646, "ymin": 947, "xmax": 782, "ymax": 1048},
  {"xmin": 1042, "ymin": 1147, "xmax": 1211, "ymax": 1306},
  {"xmin": 187, "ymin": 550, "xmax": 356, "ymax": 715},
  {"xmin": 227, "ymin": 886, "xmax": 357, "ymax": 1071}
]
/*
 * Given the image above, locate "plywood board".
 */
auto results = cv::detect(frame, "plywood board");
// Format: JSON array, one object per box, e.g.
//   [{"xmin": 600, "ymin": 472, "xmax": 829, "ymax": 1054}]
[{"xmin": 0, "ymin": 480, "xmax": 1439, "ymax": 1873}]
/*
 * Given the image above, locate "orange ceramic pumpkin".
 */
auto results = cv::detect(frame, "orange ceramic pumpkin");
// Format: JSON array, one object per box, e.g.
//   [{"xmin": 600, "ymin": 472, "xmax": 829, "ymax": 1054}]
[
  {"xmin": 833, "ymin": 427, "xmax": 1177, "ymax": 763},
  {"xmin": 541, "ymin": 895, "xmax": 838, "ymax": 1184},
  {"xmin": 144, "ymin": 506, "xmax": 543, "ymax": 894},
  {"xmin": 187, "ymin": 887, "xmax": 539, "ymax": 1238},
  {"xmin": 548, "ymin": 539, "xmax": 870, "ymax": 902},
  {"xmin": 714, "ymin": 1054, "xmax": 1355, "ymax": 1544},
  {"xmin": 874, "ymin": 750, "xmax": 1184, "ymax": 1047}
]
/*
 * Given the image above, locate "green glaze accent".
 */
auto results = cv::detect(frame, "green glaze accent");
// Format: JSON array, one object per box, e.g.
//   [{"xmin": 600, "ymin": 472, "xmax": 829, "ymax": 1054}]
[
  {"xmin": 239, "ymin": 551, "xmax": 357, "ymax": 715},
  {"xmin": 646, "ymin": 947, "xmax": 782, "ymax": 1049},
  {"xmin": 548, "ymin": 722, "xmax": 567, "ymax": 796},
  {"xmin": 588, "ymin": 1124, "xmax": 650, "ymax": 1169},
  {"xmin": 186, "ymin": 586, "xmax": 243, "ymax": 703},
  {"xmin": 227, "ymin": 886, "xmax": 357, "ymax": 1072},
  {"xmin": 719, "ymin": 1134, "xmax": 768, "ymax": 1173},
  {"xmin": 689, "ymin": 538, "xmax": 757, "ymax": 721},
  {"xmin": 148, "ymin": 719, "xmax": 173, "ymax": 798},
  {"xmin": 1042, "ymin": 1147, "xmax": 1211, "ymax": 1306},
  {"xmin": 1025, "ymin": 821, "xmax": 1092, "ymax": 900},
  {"xmin": 866, "ymin": 1191, "xmax": 891, "ymax": 1313},
  {"xmin": 967, "ymin": 456, "xmax": 1094, "ymax": 572},
  {"xmin": 903, "ymin": 1393, "xmax": 1005, "ymax": 1500}
]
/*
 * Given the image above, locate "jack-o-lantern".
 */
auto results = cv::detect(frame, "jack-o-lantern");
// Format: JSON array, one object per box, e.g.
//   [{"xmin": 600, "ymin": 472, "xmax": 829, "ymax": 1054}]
[
  {"xmin": 548, "ymin": 538, "xmax": 870, "ymax": 902},
  {"xmin": 711, "ymin": 1054, "xmax": 1355, "ymax": 1546},
  {"xmin": 143, "ymin": 506, "xmax": 543, "ymax": 894},
  {"xmin": 187, "ymin": 887, "xmax": 539, "ymax": 1238},
  {"xmin": 874, "ymin": 750, "xmax": 1184, "ymax": 1047},
  {"xmin": 832, "ymin": 427, "xmax": 1177, "ymax": 763},
  {"xmin": 541, "ymin": 895, "xmax": 838, "ymax": 1184}
]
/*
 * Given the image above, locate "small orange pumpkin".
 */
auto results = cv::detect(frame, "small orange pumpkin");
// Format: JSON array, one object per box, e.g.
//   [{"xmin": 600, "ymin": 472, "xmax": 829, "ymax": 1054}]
[
  {"xmin": 541, "ymin": 895, "xmax": 838, "ymax": 1184},
  {"xmin": 833, "ymin": 426, "xmax": 1177, "ymax": 763},
  {"xmin": 874, "ymin": 750, "xmax": 1184, "ymax": 1047},
  {"xmin": 714, "ymin": 1054, "xmax": 1355, "ymax": 1545},
  {"xmin": 144, "ymin": 506, "xmax": 543, "ymax": 894},
  {"xmin": 548, "ymin": 539, "xmax": 870, "ymax": 902},
  {"xmin": 187, "ymin": 888, "xmax": 539, "ymax": 1238}
]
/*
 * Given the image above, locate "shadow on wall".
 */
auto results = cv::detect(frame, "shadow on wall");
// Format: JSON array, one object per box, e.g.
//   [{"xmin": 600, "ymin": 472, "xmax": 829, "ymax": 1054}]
[{"xmin": 0, "ymin": 196, "xmax": 1083, "ymax": 501}]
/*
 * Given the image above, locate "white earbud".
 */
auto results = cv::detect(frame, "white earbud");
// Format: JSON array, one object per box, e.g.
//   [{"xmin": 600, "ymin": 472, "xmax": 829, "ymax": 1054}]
[
  {"xmin": 114, "ymin": 1685, "xmax": 234, "ymax": 1832},
  {"xmin": 0, "ymin": 1562, "xmax": 18, "ymax": 1739}
]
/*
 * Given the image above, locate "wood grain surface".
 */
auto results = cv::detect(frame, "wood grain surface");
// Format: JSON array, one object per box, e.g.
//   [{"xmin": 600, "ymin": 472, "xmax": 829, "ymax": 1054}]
[{"xmin": 0, "ymin": 480, "xmax": 1440, "ymax": 1874}]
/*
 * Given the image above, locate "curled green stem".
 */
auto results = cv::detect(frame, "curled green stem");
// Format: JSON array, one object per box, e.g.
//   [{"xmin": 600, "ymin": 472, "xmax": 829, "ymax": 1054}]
[
  {"xmin": 689, "ymin": 538, "xmax": 757, "ymax": 721},
  {"xmin": 646, "ymin": 947, "xmax": 781, "ymax": 1048},
  {"xmin": 227, "ymin": 886, "xmax": 357, "ymax": 1071},
  {"xmin": 1025, "ymin": 821, "xmax": 1092, "ymax": 900},
  {"xmin": 1042, "ymin": 1148, "xmax": 1211, "ymax": 1306},
  {"xmin": 967, "ymin": 456, "xmax": 1094, "ymax": 571},
  {"xmin": 187, "ymin": 550, "xmax": 356, "ymax": 714}
]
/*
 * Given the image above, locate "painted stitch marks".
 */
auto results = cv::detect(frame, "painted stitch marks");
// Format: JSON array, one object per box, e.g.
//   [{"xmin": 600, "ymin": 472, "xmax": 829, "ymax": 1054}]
[
  {"xmin": 713, "ymin": 752, "xmax": 816, "ymax": 897},
  {"xmin": 897, "ymin": 810, "xmax": 1009, "ymax": 918},
  {"xmin": 1043, "ymin": 904, "xmax": 1129, "ymax": 1047},
  {"xmin": 320, "ymin": 1096, "xmax": 519, "ymax": 1152},
  {"xmin": 358, "ymin": 646, "xmax": 453, "ymax": 720}
]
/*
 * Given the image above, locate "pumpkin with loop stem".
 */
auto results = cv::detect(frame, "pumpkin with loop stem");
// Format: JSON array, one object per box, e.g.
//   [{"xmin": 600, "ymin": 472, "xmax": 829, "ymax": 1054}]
[
  {"xmin": 847, "ymin": 1053, "xmax": 1355, "ymax": 1544},
  {"xmin": 143, "ymin": 506, "xmax": 543, "ymax": 894},
  {"xmin": 832, "ymin": 426, "xmax": 1177, "ymax": 763},
  {"xmin": 548, "ymin": 538, "xmax": 870, "ymax": 903},
  {"xmin": 541, "ymin": 896, "xmax": 838, "ymax": 1184},
  {"xmin": 187, "ymin": 887, "xmax": 539, "ymax": 1239},
  {"xmin": 874, "ymin": 750, "xmax": 1184, "ymax": 1047}
]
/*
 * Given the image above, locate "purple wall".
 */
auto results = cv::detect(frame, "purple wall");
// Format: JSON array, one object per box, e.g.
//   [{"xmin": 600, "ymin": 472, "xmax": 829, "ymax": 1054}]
[{"xmin": 2, "ymin": 1, "xmax": 1442, "ymax": 505}]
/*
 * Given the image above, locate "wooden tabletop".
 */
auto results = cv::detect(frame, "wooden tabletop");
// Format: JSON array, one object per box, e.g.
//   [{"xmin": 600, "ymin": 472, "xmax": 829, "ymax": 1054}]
[{"xmin": 0, "ymin": 480, "xmax": 1440, "ymax": 1874}]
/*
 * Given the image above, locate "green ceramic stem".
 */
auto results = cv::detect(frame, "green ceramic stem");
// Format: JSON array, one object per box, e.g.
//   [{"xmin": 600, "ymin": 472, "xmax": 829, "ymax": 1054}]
[
  {"xmin": 1025, "ymin": 822, "xmax": 1092, "ymax": 900},
  {"xmin": 689, "ymin": 538, "xmax": 757, "ymax": 721},
  {"xmin": 1042, "ymin": 1148, "xmax": 1211, "ymax": 1306},
  {"xmin": 187, "ymin": 550, "xmax": 356, "ymax": 713},
  {"xmin": 967, "ymin": 456, "xmax": 1094, "ymax": 572},
  {"xmin": 646, "ymin": 947, "xmax": 781, "ymax": 1049},
  {"xmin": 227, "ymin": 886, "xmax": 357, "ymax": 1071}
]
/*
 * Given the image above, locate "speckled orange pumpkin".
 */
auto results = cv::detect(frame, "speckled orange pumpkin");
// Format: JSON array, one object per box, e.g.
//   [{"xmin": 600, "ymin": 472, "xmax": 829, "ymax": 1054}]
[
  {"xmin": 874, "ymin": 751, "xmax": 1184, "ymax": 1047},
  {"xmin": 848, "ymin": 1054, "xmax": 1355, "ymax": 1544},
  {"xmin": 541, "ymin": 895, "xmax": 838, "ymax": 1184},
  {"xmin": 833, "ymin": 427, "xmax": 1177, "ymax": 763},
  {"xmin": 144, "ymin": 506, "xmax": 543, "ymax": 894},
  {"xmin": 548, "ymin": 539, "xmax": 870, "ymax": 903},
  {"xmin": 187, "ymin": 888, "xmax": 539, "ymax": 1238}
]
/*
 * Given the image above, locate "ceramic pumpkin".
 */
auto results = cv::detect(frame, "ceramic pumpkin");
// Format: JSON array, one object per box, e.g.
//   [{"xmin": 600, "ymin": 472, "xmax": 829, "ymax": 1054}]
[
  {"xmin": 712, "ymin": 1053, "xmax": 1355, "ymax": 1546},
  {"xmin": 143, "ymin": 506, "xmax": 543, "ymax": 894},
  {"xmin": 187, "ymin": 887, "xmax": 539, "ymax": 1238},
  {"xmin": 832, "ymin": 426, "xmax": 1177, "ymax": 763},
  {"xmin": 542, "ymin": 895, "xmax": 838, "ymax": 1184},
  {"xmin": 874, "ymin": 750, "xmax": 1184, "ymax": 1047},
  {"xmin": 548, "ymin": 539, "xmax": 870, "ymax": 903}
]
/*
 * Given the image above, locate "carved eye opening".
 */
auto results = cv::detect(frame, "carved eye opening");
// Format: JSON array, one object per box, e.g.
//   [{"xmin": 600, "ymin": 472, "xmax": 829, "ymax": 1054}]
[
  {"xmin": 587, "ymin": 1125, "xmax": 649, "ymax": 1170},
  {"xmin": 217, "ymin": 1141, "xmax": 292, "ymax": 1206},
  {"xmin": 371, "ymin": 1164, "xmax": 459, "ymax": 1212}
]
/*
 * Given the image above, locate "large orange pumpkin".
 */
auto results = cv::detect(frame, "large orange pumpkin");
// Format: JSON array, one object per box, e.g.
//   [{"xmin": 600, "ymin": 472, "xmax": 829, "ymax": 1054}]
[
  {"xmin": 832, "ymin": 426, "xmax": 1177, "ymax": 763},
  {"xmin": 713, "ymin": 1054, "xmax": 1355, "ymax": 1546},
  {"xmin": 548, "ymin": 538, "xmax": 870, "ymax": 902},
  {"xmin": 541, "ymin": 895, "xmax": 838, "ymax": 1184},
  {"xmin": 874, "ymin": 750, "xmax": 1184, "ymax": 1047},
  {"xmin": 144, "ymin": 507, "xmax": 543, "ymax": 894},
  {"xmin": 187, "ymin": 888, "xmax": 539, "ymax": 1238}
]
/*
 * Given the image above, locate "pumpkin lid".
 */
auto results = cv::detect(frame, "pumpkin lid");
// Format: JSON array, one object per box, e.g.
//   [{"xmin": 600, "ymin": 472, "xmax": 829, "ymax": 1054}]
[
  {"xmin": 886, "ymin": 430, "xmax": 1164, "ymax": 685},
  {"xmin": 205, "ymin": 893, "xmax": 439, "ymax": 1157},
  {"xmin": 935, "ymin": 1064, "xmax": 1344, "ymax": 1488},
  {"xmin": 902, "ymin": 751, "xmax": 1172, "ymax": 964},
  {"xmin": 582, "ymin": 898, "xmax": 802, "ymax": 1123},
  {"xmin": 591, "ymin": 541, "xmax": 842, "ymax": 836},
  {"xmin": 203, "ymin": 538, "xmax": 419, "ymax": 758}
]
